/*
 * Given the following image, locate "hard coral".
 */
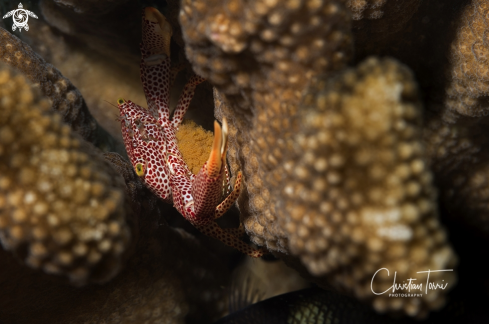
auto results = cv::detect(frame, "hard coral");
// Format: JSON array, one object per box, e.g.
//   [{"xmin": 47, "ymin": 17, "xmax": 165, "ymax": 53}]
[
  {"xmin": 192, "ymin": 0, "xmax": 353, "ymax": 253},
  {"xmin": 1, "ymin": 222, "xmax": 230, "ymax": 324},
  {"xmin": 181, "ymin": 0, "xmax": 352, "ymax": 122},
  {"xmin": 348, "ymin": 0, "xmax": 421, "ymax": 44},
  {"xmin": 214, "ymin": 89, "xmax": 289, "ymax": 253},
  {"xmin": 276, "ymin": 58, "xmax": 457, "ymax": 317},
  {"xmin": 347, "ymin": 0, "xmax": 388, "ymax": 20},
  {"xmin": 423, "ymin": 113, "xmax": 489, "ymax": 237},
  {"xmin": 182, "ymin": 0, "xmax": 352, "ymax": 256},
  {"xmin": 217, "ymin": 55, "xmax": 458, "ymax": 317},
  {"xmin": 0, "ymin": 27, "xmax": 122, "ymax": 154},
  {"xmin": 0, "ymin": 63, "xmax": 131, "ymax": 285},
  {"xmin": 39, "ymin": 0, "xmax": 141, "ymax": 67},
  {"xmin": 445, "ymin": 0, "xmax": 489, "ymax": 119},
  {"xmin": 347, "ymin": 0, "xmax": 420, "ymax": 22},
  {"xmin": 0, "ymin": 63, "xmax": 230, "ymax": 322},
  {"xmin": 21, "ymin": 21, "xmax": 147, "ymax": 141},
  {"xmin": 184, "ymin": 0, "xmax": 461, "ymax": 318}
]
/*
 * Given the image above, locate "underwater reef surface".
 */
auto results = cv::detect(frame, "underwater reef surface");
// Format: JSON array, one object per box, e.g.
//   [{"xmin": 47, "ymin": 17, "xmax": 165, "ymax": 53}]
[{"xmin": 1, "ymin": 0, "xmax": 489, "ymax": 323}]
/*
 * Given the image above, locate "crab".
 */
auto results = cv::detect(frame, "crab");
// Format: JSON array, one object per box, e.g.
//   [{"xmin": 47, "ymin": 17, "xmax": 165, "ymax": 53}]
[{"xmin": 116, "ymin": 7, "xmax": 265, "ymax": 258}]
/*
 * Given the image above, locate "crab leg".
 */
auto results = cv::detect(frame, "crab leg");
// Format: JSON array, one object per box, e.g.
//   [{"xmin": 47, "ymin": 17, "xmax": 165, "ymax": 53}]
[
  {"xmin": 223, "ymin": 164, "xmax": 231, "ymax": 197},
  {"xmin": 140, "ymin": 7, "xmax": 173, "ymax": 121},
  {"xmin": 215, "ymin": 172, "xmax": 242, "ymax": 220},
  {"xmin": 171, "ymin": 75, "xmax": 206, "ymax": 128},
  {"xmin": 198, "ymin": 222, "xmax": 265, "ymax": 258},
  {"xmin": 119, "ymin": 7, "xmax": 267, "ymax": 257},
  {"xmin": 223, "ymin": 225, "xmax": 245, "ymax": 238},
  {"xmin": 191, "ymin": 119, "xmax": 229, "ymax": 223}
]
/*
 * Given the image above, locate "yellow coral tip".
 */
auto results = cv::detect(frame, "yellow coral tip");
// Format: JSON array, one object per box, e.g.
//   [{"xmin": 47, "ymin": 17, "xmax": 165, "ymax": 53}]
[{"xmin": 117, "ymin": 98, "xmax": 125, "ymax": 105}]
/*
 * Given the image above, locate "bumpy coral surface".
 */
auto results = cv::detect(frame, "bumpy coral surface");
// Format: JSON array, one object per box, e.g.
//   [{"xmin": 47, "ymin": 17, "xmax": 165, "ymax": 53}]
[
  {"xmin": 4, "ymin": 0, "xmax": 489, "ymax": 322},
  {"xmin": 199, "ymin": 0, "xmax": 352, "ymax": 255},
  {"xmin": 276, "ymin": 58, "xmax": 456, "ymax": 316},
  {"xmin": 0, "ymin": 63, "xmax": 131, "ymax": 285},
  {"xmin": 21, "ymin": 21, "xmax": 146, "ymax": 142},
  {"xmin": 445, "ymin": 0, "xmax": 489, "ymax": 119},
  {"xmin": 423, "ymin": 114, "xmax": 489, "ymax": 237},
  {"xmin": 347, "ymin": 0, "xmax": 420, "ymax": 22},
  {"xmin": 348, "ymin": 0, "xmax": 421, "ymax": 44},
  {"xmin": 0, "ymin": 27, "xmax": 122, "ymax": 154},
  {"xmin": 347, "ymin": 0, "xmax": 388, "ymax": 20},
  {"xmin": 214, "ymin": 89, "xmax": 290, "ymax": 253},
  {"xmin": 181, "ymin": 0, "xmax": 352, "ymax": 122},
  {"xmin": 1, "ymin": 221, "xmax": 230, "ymax": 324}
]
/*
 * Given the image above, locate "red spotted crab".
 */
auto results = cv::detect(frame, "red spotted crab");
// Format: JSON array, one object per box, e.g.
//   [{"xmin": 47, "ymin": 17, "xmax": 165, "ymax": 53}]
[{"xmin": 117, "ymin": 8, "xmax": 265, "ymax": 258}]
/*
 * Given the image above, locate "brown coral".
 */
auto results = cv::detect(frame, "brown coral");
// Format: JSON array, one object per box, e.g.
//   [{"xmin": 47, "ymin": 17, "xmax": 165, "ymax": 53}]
[
  {"xmin": 189, "ymin": 0, "xmax": 353, "ymax": 253},
  {"xmin": 445, "ymin": 0, "xmax": 489, "ymax": 119},
  {"xmin": 423, "ymin": 113, "xmax": 489, "ymax": 237},
  {"xmin": 347, "ymin": 0, "xmax": 420, "ymax": 22},
  {"xmin": 0, "ymin": 62, "xmax": 230, "ymax": 322},
  {"xmin": 0, "ymin": 63, "xmax": 131, "ymax": 285},
  {"xmin": 0, "ymin": 27, "xmax": 123, "ymax": 154},
  {"xmin": 275, "ymin": 58, "xmax": 456, "ymax": 316},
  {"xmin": 347, "ymin": 0, "xmax": 387, "ymax": 20},
  {"xmin": 39, "ymin": 0, "xmax": 141, "ymax": 67},
  {"xmin": 0, "ymin": 221, "xmax": 230, "ymax": 324},
  {"xmin": 19, "ymin": 21, "xmax": 146, "ymax": 141},
  {"xmin": 183, "ymin": 0, "xmax": 463, "ymax": 318},
  {"xmin": 348, "ymin": 0, "xmax": 421, "ymax": 45},
  {"xmin": 214, "ymin": 89, "xmax": 290, "ymax": 253},
  {"xmin": 421, "ymin": 0, "xmax": 489, "ymax": 238},
  {"xmin": 181, "ymin": 0, "xmax": 352, "ymax": 122},
  {"xmin": 218, "ymin": 57, "xmax": 458, "ymax": 317}
]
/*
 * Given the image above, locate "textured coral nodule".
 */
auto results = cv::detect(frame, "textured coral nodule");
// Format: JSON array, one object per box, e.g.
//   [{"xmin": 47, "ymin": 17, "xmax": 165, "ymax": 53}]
[
  {"xmin": 181, "ymin": 0, "xmax": 352, "ymax": 121},
  {"xmin": 0, "ymin": 63, "xmax": 131, "ymax": 285},
  {"xmin": 275, "ymin": 57, "xmax": 457, "ymax": 317},
  {"xmin": 423, "ymin": 115, "xmax": 489, "ymax": 237},
  {"xmin": 347, "ymin": 0, "xmax": 421, "ymax": 44},
  {"xmin": 445, "ymin": 0, "xmax": 489, "ymax": 119},
  {"xmin": 205, "ymin": 0, "xmax": 353, "ymax": 255},
  {"xmin": 0, "ymin": 27, "xmax": 121, "ymax": 153},
  {"xmin": 347, "ymin": 0, "xmax": 388, "ymax": 20}
]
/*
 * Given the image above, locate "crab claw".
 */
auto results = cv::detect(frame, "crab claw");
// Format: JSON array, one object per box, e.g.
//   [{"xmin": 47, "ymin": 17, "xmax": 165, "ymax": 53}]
[
  {"xmin": 143, "ymin": 7, "xmax": 172, "ymax": 59},
  {"xmin": 190, "ymin": 118, "xmax": 230, "ymax": 223},
  {"xmin": 207, "ymin": 118, "xmax": 228, "ymax": 178}
]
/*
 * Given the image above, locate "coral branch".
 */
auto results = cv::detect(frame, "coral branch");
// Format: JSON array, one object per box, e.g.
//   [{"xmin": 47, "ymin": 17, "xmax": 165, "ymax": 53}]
[
  {"xmin": 0, "ymin": 63, "xmax": 131, "ymax": 285},
  {"xmin": 0, "ymin": 27, "xmax": 123, "ymax": 154},
  {"xmin": 445, "ymin": 0, "xmax": 489, "ymax": 119}
]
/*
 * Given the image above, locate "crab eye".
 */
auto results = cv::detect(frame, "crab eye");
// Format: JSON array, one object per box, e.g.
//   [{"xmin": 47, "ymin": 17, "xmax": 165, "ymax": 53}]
[
  {"xmin": 135, "ymin": 163, "xmax": 145, "ymax": 176},
  {"xmin": 117, "ymin": 98, "xmax": 125, "ymax": 105}
]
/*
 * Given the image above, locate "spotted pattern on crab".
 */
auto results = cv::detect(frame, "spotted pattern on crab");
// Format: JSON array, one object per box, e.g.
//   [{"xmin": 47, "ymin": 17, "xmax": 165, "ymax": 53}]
[
  {"xmin": 224, "ymin": 225, "xmax": 245, "ymax": 238},
  {"xmin": 199, "ymin": 222, "xmax": 265, "ymax": 258},
  {"xmin": 192, "ymin": 172, "xmax": 265, "ymax": 258},
  {"xmin": 118, "ymin": 99, "xmax": 172, "ymax": 201},
  {"xmin": 117, "ymin": 7, "xmax": 266, "ymax": 258},
  {"xmin": 215, "ymin": 172, "xmax": 242, "ymax": 220}
]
